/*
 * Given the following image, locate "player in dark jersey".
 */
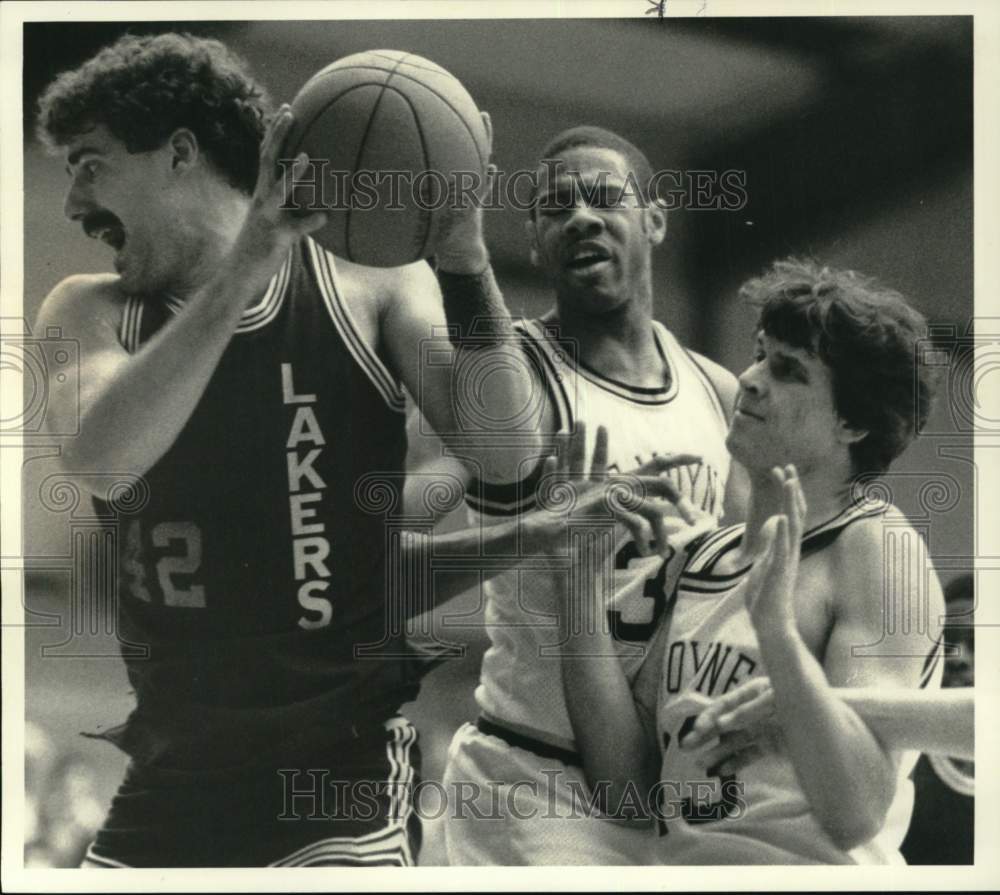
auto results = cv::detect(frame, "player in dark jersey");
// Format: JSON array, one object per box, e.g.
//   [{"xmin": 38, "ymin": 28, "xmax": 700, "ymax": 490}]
[
  {"xmin": 901, "ymin": 573, "xmax": 974, "ymax": 864},
  {"xmin": 34, "ymin": 32, "xmax": 548, "ymax": 867},
  {"xmin": 550, "ymin": 259, "xmax": 945, "ymax": 862}
]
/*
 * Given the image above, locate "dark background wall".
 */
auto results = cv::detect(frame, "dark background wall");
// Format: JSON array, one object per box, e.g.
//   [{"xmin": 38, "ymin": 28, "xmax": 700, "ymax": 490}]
[{"xmin": 21, "ymin": 17, "xmax": 974, "ymax": 866}]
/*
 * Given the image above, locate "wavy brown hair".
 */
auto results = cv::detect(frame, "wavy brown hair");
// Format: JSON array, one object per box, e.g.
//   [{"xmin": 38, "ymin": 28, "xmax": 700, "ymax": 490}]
[{"xmin": 741, "ymin": 257, "xmax": 937, "ymax": 476}]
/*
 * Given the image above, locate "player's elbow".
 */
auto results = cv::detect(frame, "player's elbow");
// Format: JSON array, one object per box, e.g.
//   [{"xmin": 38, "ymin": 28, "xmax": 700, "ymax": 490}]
[
  {"xmin": 818, "ymin": 772, "xmax": 893, "ymax": 851},
  {"xmin": 822, "ymin": 804, "xmax": 888, "ymax": 852}
]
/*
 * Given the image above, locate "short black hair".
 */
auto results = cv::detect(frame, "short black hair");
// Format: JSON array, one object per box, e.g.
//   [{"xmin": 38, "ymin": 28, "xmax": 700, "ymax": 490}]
[
  {"xmin": 741, "ymin": 257, "xmax": 937, "ymax": 476},
  {"xmin": 36, "ymin": 32, "xmax": 270, "ymax": 194},
  {"xmin": 531, "ymin": 125, "xmax": 657, "ymax": 214}
]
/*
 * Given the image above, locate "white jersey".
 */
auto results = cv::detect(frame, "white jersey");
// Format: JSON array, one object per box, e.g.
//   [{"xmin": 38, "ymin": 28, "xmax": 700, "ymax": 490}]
[
  {"xmin": 650, "ymin": 502, "xmax": 945, "ymax": 864},
  {"xmin": 467, "ymin": 318, "xmax": 732, "ymax": 752}
]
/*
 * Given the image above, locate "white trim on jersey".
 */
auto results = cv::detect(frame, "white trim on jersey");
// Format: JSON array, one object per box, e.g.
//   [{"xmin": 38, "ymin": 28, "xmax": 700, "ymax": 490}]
[
  {"xmin": 118, "ymin": 250, "xmax": 293, "ymax": 351},
  {"xmin": 81, "ymin": 846, "xmax": 130, "ymax": 868},
  {"xmin": 306, "ymin": 238, "xmax": 406, "ymax": 414},
  {"xmin": 118, "ymin": 294, "xmax": 144, "ymax": 353},
  {"xmin": 674, "ymin": 343, "xmax": 730, "ymax": 430},
  {"xmin": 270, "ymin": 717, "xmax": 419, "ymax": 868},
  {"xmin": 678, "ymin": 498, "xmax": 890, "ymax": 594},
  {"xmin": 233, "ymin": 250, "xmax": 292, "ymax": 332},
  {"xmin": 162, "ymin": 252, "xmax": 291, "ymax": 332},
  {"xmin": 520, "ymin": 319, "xmax": 574, "ymax": 428},
  {"xmin": 82, "ymin": 718, "xmax": 420, "ymax": 869}
]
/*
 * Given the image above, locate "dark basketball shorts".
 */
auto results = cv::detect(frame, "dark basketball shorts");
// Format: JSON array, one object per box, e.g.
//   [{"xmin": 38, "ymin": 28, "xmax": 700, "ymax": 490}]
[{"xmin": 81, "ymin": 717, "xmax": 420, "ymax": 867}]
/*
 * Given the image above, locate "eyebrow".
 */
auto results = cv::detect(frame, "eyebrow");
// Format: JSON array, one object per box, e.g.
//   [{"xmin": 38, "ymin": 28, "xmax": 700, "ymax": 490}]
[{"xmin": 537, "ymin": 179, "xmax": 624, "ymax": 206}]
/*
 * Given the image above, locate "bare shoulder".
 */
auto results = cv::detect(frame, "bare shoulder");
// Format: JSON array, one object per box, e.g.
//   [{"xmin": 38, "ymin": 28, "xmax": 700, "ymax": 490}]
[
  {"xmin": 685, "ymin": 348, "xmax": 738, "ymax": 419},
  {"xmin": 828, "ymin": 507, "xmax": 943, "ymax": 619},
  {"xmin": 334, "ymin": 256, "xmax": 439, "ymax": 317},
  {"xmin": 36, "ymin": 273, "xmax": 127, "ymax": 335}
]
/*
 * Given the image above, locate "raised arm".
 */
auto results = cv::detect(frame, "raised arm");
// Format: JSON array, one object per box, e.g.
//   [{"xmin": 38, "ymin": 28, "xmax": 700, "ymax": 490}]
[
  {"xmin": 745, "ymin": 467, "xmax": 944, "ymax": 851},
  {"xmin": 381, "ymin": 113, "xmax": 555, "ymax": 485},
  {"xmin": 39, "ymin": 107, "xmax": 325, "ymax": 496},
  {"xmin": 554, "ymin": 425, "xmax": 711, "ymax": 823}
]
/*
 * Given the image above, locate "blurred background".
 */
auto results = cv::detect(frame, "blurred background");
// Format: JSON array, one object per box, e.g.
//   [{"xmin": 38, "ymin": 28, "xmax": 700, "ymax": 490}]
[{"xmin": 20, "ymin": 16, "xmax": 974, "ymax": 866}]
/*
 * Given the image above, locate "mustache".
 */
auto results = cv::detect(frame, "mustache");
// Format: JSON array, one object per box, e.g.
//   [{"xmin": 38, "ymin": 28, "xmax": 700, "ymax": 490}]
[{"xmin": 82, "ymin": 210, "xmax": 123, "ymax": 238}]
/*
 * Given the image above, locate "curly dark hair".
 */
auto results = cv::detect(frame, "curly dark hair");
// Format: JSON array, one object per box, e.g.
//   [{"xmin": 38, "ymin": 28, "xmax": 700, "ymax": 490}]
[
  {"xmin": 740, "ymin": 258, "xmax": 937, "ymax": 476},
  {"xmin": 36, "ymin": 32, "xmax": 270, "ymax": 194}
]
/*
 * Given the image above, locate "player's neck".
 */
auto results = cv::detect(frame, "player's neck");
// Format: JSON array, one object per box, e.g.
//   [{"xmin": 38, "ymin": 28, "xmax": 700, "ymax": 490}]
[
  {"xmin": 740, "ymin": 464, "xmax": 854, "ymax": 560},
  {"xmin": 549, "ymin": 291, "xmax": 665, "ymax": 388},
  {"xmin": 163, "ymin": 188, "xmax": 253, "ymax": 303}
]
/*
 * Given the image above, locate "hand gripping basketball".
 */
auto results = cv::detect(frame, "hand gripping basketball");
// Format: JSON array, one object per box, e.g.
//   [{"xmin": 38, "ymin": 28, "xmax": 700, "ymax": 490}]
[{"xmin": 258, "ymin": 105, "xmax": 329, "ymax": 238}]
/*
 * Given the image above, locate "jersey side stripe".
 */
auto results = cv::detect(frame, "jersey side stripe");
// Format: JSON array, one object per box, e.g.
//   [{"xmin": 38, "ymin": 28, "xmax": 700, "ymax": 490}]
[
  {"xmin": 269, "ymin": 827, "xmax": 412, "ymax": 867},
  {"xmin": 119, "ymin": 295, "xmax": 143, "ymax": 353},
  {"xmin": 270, "ymin": 720, "xmax": 417, "ymax": 867},
  {"xmin": 520, "ymin": 319, "xmax": 573, "ymax": 430},
  {"xmin": 83, "ymin": 844, "xmax": 131, "ymax": 868},
  {"xmin": 679, "ymin": 345, "xmax": 729, "ymax": 431},
  {"xmin": 386, "ymin": 717, "xmax": 417, "ymax": 834},
  {"xmin": 920, "ymin": 637, "xmax": 944, "ymax": 688},
  {"xmin": 307, "ymin": 239, "xmax": 406, "ymax": 413}
]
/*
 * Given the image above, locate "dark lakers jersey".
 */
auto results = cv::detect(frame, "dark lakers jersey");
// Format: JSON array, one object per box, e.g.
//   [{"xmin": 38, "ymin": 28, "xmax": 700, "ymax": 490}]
[{"xmin": 92, "ymin": 238, "xmax": 418, "ymax": 774}]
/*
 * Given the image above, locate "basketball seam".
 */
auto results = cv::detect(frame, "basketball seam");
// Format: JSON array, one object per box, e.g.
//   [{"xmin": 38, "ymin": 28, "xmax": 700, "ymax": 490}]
[
  {"xmin": 337, "ymin": 64, "xmax": 487, "ymax": 169},
  {"xmin": 345, "ymin": 63, "xmax": 403, "ymax": 263},
  {"xmin": 382, "ymin": 84, "xmax": 433, "ymax": 259},
  {"xmin": 367, "ymin": 51, "xmax": 450, "ymax": 77}
]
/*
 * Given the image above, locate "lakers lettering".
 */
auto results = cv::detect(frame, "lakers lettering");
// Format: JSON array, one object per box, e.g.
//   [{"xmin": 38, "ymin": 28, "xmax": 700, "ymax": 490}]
[{"xmin": 282, "ymin": 363, "xmax": 333, "ymax": 629}]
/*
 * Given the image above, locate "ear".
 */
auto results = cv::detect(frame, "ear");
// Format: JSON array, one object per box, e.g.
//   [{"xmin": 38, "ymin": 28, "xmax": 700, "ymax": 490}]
[
  {"xmin": 166, "ymin": 128, "xmax": 199, "ymax": 173},
  {"xmin": 643, "ymin": 203, "xmax": 667, "ymax": 246},
  {"xmin": 524, "ymin": 217, "xmax": 541, "ymax": 267},
  {"xmin": 835, "ymin": 418, "xmax": 868, "ymax": 446}
]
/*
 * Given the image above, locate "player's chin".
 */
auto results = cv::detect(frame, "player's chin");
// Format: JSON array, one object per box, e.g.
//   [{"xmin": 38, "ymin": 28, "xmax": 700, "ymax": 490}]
[{"xmin": 724, "ymin": 427, "xmax": 763, "ymax": 470}]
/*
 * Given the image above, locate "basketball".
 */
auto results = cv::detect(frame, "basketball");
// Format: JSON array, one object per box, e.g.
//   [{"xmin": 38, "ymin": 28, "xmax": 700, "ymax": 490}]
[{"xmin": 283, "ymin": 50, "xmax": 489, "ymax": 267}]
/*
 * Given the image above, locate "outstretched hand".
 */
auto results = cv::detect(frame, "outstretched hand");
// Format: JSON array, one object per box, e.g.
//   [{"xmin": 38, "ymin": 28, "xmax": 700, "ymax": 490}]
[
  {"xmin": 524, "ymin": 421, "xmax": 707, "ymax": 559},
  {"xmin": 744, "ymin": 464, "xmax": 807, "ymax": 634},
  {"xmin": 678, "ymin": 676, "xmax": 780, "ymax": 776}
]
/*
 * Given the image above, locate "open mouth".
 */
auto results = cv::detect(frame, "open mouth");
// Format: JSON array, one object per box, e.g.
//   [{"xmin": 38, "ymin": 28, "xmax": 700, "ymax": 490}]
[
  {"xmin": 84, "ymin": 213, "xmax": 126, "ymax": 252},
  {"xmin": 566, "ymin": 244, "xmax": 612, "ymax": 271}
]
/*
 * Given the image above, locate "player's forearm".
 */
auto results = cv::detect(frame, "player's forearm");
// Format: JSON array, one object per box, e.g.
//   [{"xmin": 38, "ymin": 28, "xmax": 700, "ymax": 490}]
[
  {"xmin": 758, "ymin": 626, "xmax": 896, "ymax": 850},
  {"xmin": 397, "ymin": 505, "xmax": 574, "ymax": 615},
  {"xmin": 397, "ymin": 518, "xmax": 521, "ymax": 616},
  {"xmin": 64, "ymin": 237, "xmax": 286, "ymax": 483},
  {"xmin": 434, "ymin": 263, "xmax": 548, "ymax": 438},
  {"xmin": 560, "ymin": 591, "xmax": 658, "ymax": 824},
  {"xmin": 837, "ymin": 687, "xmax": 974, "ymax": 760}
]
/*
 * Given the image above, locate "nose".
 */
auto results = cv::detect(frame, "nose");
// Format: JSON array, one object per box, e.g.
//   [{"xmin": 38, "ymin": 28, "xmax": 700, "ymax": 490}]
[
  {"xmin": 63, "ymin": 176, "xmax": 91, "ymax": 222},
  {"xmin": 737, "ymin": 361, "xmax": 764, "ymax": 396},
  {"xmin": 564, "ymin": 202, "xmax": 605, "ymax": 238}
]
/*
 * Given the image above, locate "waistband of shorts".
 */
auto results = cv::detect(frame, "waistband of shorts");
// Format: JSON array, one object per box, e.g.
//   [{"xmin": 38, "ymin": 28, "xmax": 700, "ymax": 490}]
[{"xmin": 475, "ymin": 716, "xmax": 582, "ymax": 768}]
